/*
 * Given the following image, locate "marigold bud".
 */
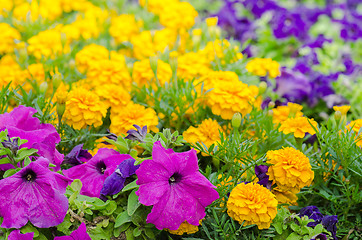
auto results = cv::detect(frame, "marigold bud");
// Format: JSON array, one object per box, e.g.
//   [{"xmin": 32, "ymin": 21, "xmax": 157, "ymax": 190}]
[
  {"xmin": 258, "ymin": 82, "xmax": 267, "ymax": 95},
  {"xmin": 232, "ymin": 113, "xmax": 242, "ymax": 129}
]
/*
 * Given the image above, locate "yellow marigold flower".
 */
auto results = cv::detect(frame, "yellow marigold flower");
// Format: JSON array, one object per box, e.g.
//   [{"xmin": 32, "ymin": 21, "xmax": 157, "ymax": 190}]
[
  {"xmin": 272, "ymin": 103, "xmax": 304, "ymax": 124},
  {"xmin": 54, "ymin": 82, "xmax": 69, "ymax": 105},
  {"xmin": 27, "ymin": 63, "xmax": 45, "ymax": 82},
  {"xmin": 272, "ymin": 187, "xmax": 298, "ymax": 205},
  {"xmin": 246, "ymin": 58, "xmax": 281, "ymax": 78},
  {"xmin": 57, "ymin": 24, "xmax": 81, "ymax": 44},
  {"xmin": 110, "ymin": 102, "xmax": 159, "ymax": 136},
  {"xmin": 183, "ymin": 119, "xmax": 223, "ymax": 150},
  {"xmin": 159, "ymin": 1, "xmax": 198, "ymax": 30},
  {"xmin": 266, "ymin": 147, "xmax": 314, "ymax": 193},
  {"xmin": 131, "ymin": 31, "xmax": 156, "ymax": 59},
  {"xmin": 0, "ymin": 59, "xmax": 27, "ymax": 89},
  {"xmin": 60, "ymin": 0, "xmax": 89, "ymax": 12},
  {"xmin": 177, "ymin": 52, "xmax": 211, "ymax": 80},
  {"xmin": 279, "ymin": 116, "xmax": 318, "ymax": 138},
  {"xmin": 87, "ymin": 59, "xmax": 132, "ymax": 91},
  {"xmin": 139, "ymin": 0, "xmax": 178, "ymax": 15},
  {"xmin": 109, "ymin": 14, "xmax": 143, "ymax": 43},
  {"xmin": 197, "ymin": 71, "xmax": 240, "ymax": 92},
  {"xmin": 0, "ymin": 23, "xmax": 21, "ymax": 55},
  {"xmin": 64, "ymin": 88, "xmax": 107, "ymax": 130},
  {"xmin": 333, "ymin": 105, "xmax": 350, "ymax": 115},
  {"xmin": 201, "ymin": 40, "xmax": 232, "ymax": 62},
  {"xmin": 166, "ymin": 220, "xmax": 201, "ymax": 235},
  {"xmin": 347, "ymin": 119, "xmax": 362, "ymax": 147},
  {"xmin": 75, "ymin": 44, "xmax": 109, "ymax": 73},
  {"xmin": 227, "ymin": 182, "xmax": 278, "ymax": 229},
  {"xmin": 153, "ymin": 28, "xmax": 178, "ymax": 52},
  {"xmin": 0, "ymin": 0, "xmax": 13, "ymax": 16},
  {"xmin": 206, "ymin": 17, "xmax": 218, "ymax": 27},
  {"xmin": 206, "ymin": 81, "xmax": 260, "ymax": 120},
  {"xmin": 89, "ymin": 137, "xmax": 117, "ymax": 156},
  {"xmin": 13, "ymin": 0, "xmax": 62, "ymax": 22},
  {"xmin": 95, "ymin": 84, "xmax": 131, "ymax": 109},
  {"xmin": 132, "ymin": 59, "xmax": 172, "ymax": 88},
  {"xmin": 71, "ymin": 15, "xmax": 102, "ymax": 40},
  {"xmin": 27, "ymin": 29, "xmax": 70, "ymax": 60}
]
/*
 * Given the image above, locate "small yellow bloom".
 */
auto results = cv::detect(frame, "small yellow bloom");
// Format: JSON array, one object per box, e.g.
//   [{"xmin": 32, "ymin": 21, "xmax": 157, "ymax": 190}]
[
  {"xmin": 266, "ymin": 147, "xmax": 314, "ymax": 193},
  {"xmin": 333, "ymin": 105, "xmax": 350, "ymax": 115},
  {"xmin": 272, "ymin": 103, "xmax": 304, "ymax": 124},
  {"xmin": 75, "ymin": 44, "xmax": 109, "ymax": 73},
  {"xmin": 159, "ymin": 1, "xmax": 198, "ymax": 30},
  {"xmin": 347, "ymin": 119, "xmax": 362, "ymax": 147},
  {"xmin": 166, "ymin": 220, "xmax": 201, "ymax": 235},
  {"xmin": 246, "ymin": 58, "xmax": 280, "ymax": 78},
  {"xmin": 0, "ymin": 23, "xmax": 21, "ymax": 55},
  {"xmin": 227, "ymin": 182, "xmax": 278, "ymax": 229},
  {"xmin": 278, "ymin": 116, "xmax": 318, "ymax": 138},
  {"xmin": 206, "ymin": 17, "xmax": 218, "ymax": 27},
  {"xmin": 109, "ymin": 14, "xmax": 143, "ymax": 43},
  {"xmin": 132, "ymin": 59, "xmax": 172, "ymax": 89}
]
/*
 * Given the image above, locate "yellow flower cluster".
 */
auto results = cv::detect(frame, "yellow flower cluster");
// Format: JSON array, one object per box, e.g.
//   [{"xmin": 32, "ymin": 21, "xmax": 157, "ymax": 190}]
[
  {"xmin": 75, "ymin": 44, "xmax": 109, "ymax": 73},
  {"xmin": 0, "ymin": 55, "xmax": 27, "ymax": 89},
  {"xmin": 266, "ymin": 147, "xmax": 314, "ymax": 193},
  {"xmin": 272, "ymin": 103, "xmax": 304, "ymax": 124},
  {"xmin": 177, "ymin": 52, "xmax": 211, "ymax": 80},
  {"xmin": 110, "ymin": 102, "xmax": 159, "ymax": 136},
  {"xmin": 132, "ymin": 59, "xmax": 172, "ymax": 89},
  {"xmin": 109, "ymin": 14, "xmax": 143, "ymax": 43},
  {"xmin": 227, "ymin": 182, "xmax": 278, "ymax": 229},
  {"xmin": 27, "ymin": 29, "xmax": 70, "ymax": 60},
  {"xmin": 166, "ymin": 220, "xmax": 201, "ymax": 235},
  {"xmin": 12, "ymin": 0, "xmax": 63, "ymax": 22},
  {"xmin": 347, "ymin": 119, "xmax": 362, "ymax": 147},
  {"xmin": 279, "ymin": 116, "xmax": 318, "ymax": 138},
  {"xmin": 246, "ymin": 58, "xmax": 281, "ymax": 78},
  {"xmin": 183, "ymin": 119, "xmax": 223, "ymax": 150},
  {"xmin": 95, "ymin": 84, "xmax": 131, "ymax": 110},
  {"xmin": 0, "ymin": 23, "xmax": 21, "ymax": 54},
  {"xmin": 159, "ymin": 1, "xmax": 198, "ymax": 30},
  {"xmin": 206, "ymin": 80, "xmax": 260, "ymax": 120},
  {"xmin": 64, "ymin": 88, "xmax": 107, "ymax": 129}
]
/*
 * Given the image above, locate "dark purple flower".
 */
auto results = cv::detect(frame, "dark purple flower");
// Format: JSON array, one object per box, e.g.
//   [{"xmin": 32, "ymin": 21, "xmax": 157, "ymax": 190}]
[
  {"xmin": 8, "ymin": 230, "xmax": 34, "ymax": 240},
  {"xmin": 0, "ymin": 106, "xmax": 63, "ymax": 171},
  {"xmin": 242, "ymin": 0, "xmax": 281, "ymax": 18},
  {"xmin": 322, "ymin": 215, "xmax": 338, "ymax": 240},
  {"xmin": 100, "ymin": 158, "xmax": 140, "ymax": 201},
  {"xmin": 275, "ymin": 68, "xmax": 312, "ymax": 103},
  {"xmin": 255, "ymin": 165, "xmax": 272, "ymax": 189},
  {"xmin": 0, "ymin": 158, "xmax": 71, "ymax": 229},
  {"xmin": 303, "ymin": 35, "xmax": 332, "ymax": 49},
  {"xmin": 63, "ymin": 149, "xmax": 132, "ymax": 198},
  {"xmin": 311, "ymin": 233, "xmax": 328, "ymax": 240},
  {"xmin": 215, "ymin": 0, "xmax": 256, "ymax": 43},
  {"xmin": 63, "ymin": 144, "xmax": 92, "ymax": 167},
  {"xmin": 54, "ymin": 222, "xmax": 91, "ymax": 240},
  {"xmin": 136, "ymin": 141, "xmax": 219, "ymax": 230},
  {"xmin": 299, "ymin": 206, "xmax": 324, "ymax": 227},
  {"xmin": 125, "ymin": 125, "xmax": 147, "ymax": 142}
]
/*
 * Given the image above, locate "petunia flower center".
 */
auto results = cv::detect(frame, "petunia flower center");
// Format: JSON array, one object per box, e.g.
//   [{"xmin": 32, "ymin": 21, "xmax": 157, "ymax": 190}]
[
  {"xmin": 169, "ymin": 172, "xmax": 182, "ymax": 185},
  {"xmin": 96, "ymin": 161, "xmax": 107, "ymax": 174},
  {"xmin": 22, "ymin": 169, "xmax": 37, "ymax": 182}
]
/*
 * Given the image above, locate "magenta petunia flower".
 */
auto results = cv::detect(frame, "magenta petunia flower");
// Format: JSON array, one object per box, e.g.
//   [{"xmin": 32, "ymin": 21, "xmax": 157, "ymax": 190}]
[
  {"xmin": 63, "ymin": 148, "xmax": 132, "ymax": 198},
  {"xmin": 54, "ymin": 222, "xmax": 91, "ymax": 240},
  {"xmin": 8, "ymin": 230, "xmax": 34, "ymax": 240},
  {"xmin": 136, "ymin": 141, "xmax": 219, "ymax": 230},
  {"xmin": 0, "ymin": 158, "xmax": 72, "ymax": 229},
  {"xmin": 0, "ymin": 105, "xmax": 63, "ymax": 171}
]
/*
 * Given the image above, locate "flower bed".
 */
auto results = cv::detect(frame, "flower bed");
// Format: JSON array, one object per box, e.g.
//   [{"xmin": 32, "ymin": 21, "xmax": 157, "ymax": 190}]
[{"xmin": 0, "ymin": 0, "xmax": 361, "ymax": 239}]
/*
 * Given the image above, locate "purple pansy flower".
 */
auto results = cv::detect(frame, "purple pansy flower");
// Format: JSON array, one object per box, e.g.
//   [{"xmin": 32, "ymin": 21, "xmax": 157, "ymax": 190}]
[
  {"xmin": 242, "ymin": 0, "xmax": 281, "ymax": 18},
  {"xmin": 255, "ymin": 164, "xmax": 272, "ymax": 189},
  {"xmin": 125, "ymin": 125, "xmax": 148, "ymax": 142},
  {"xmin": 136, "ymin": 141, "xmax": 219, "ymax": 230},
  {"xmin": 63, "ymin": 144, "xmax": 92, "ymax": 167},
  {"xmin": 0, "ymin": 158, "xmax": 71, "ymax": 229},
  {"xmin": 299, "ymin": 206, "xmax": 324, "ymax": 227},
  {"xmin": 311, "ymin": 233, "xmax": 328, "ymax": 240},
  {"xmin": 322, "ymin": 215, "xmax": 338, "ymax": 240},
  {"xmin": 54, "ymin": 222, "xmax": 91, "ymax": 240},
  {"xmin": 8, "ymin": 230, "xmax": 34, "ymax": 240},
  {"xmin": 0, "ymin": 106, "xmax": 63, "ymax": 171},
  {"xmin": 63, "ymin": 148, "xmax": 132, "ymax": 198},
  {"xmin": 100, "ymin": 158, "xmax": 140, "ymax": 201}
]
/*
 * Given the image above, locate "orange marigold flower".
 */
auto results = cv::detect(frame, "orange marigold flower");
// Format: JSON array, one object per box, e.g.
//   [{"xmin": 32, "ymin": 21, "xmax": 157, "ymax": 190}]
[
  {"xmin": 109, "ymin": 14, "xmax": 143, "ymax": 43},
  {"xmin": 206, "ymin": 81, "xmax": 260, "ymax": 120},
  {"xmin": 266, "ymin": 147, "xmax": 314, "ymax": 193},
  {"xmin": 95, "ymin": 84, "xmax": 131, "ymax": 109},
  {"xmin": 64, "ymin": 88, "xmax": 107, "ymax": 130},
  {"xmin": 75, "ymin": 44, "xmax": 109, "ymax": 73},
  {"xmin": 278, "ymin": 116, "xmax": 318, "ymax": 138},
  {"xmin": 272, "ymin": 187, "xmax": 298, "ymax": 205},
  {"xmin": 132, "ymin": 59, "xmax": 172, "ymax": 89},
  {"xmin": 159, "ymin": 1, "xmax": 198, "ymax": 30},
  {"xmin": 227, "ymin": 182, "xmax": 278, "ymax": 229},
  {"xmin": 183, "ymin": 119, "xmax": 223, "ymax": 150},
  {"xmin": 166, "ymin": 220, "xmax": 201, "ymax": 235},
  {"xmin": 0, "ymin": 23, "xmax": 21, "ymax": 55},
  {"xmin": 110, "ymin": 102, "xmax": 159, "ymax": 136},
  {"xmin": 272, "ymin": 103, "xmax": 304, "ymax": 124}
]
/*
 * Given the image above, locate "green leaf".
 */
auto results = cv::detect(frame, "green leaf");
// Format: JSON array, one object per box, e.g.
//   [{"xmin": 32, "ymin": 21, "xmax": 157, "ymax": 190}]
[
  {"xmin": 122, "ymin": 179, "xmax": 138, "ymax": 192},
  {"xmin": 127, "ymin": 189, "xmax": 141, "ymax": 216},
  {"xmin": 15, "ymin": 148, "xmax": 38, "ymax": 162},
  {"xmin": 3, "ymin": 168, "xmax": 17, "ymax": 178},
  {"xmin": 0, "ymin": 157, "xmax": 11, "ymax": 165},
  {"xmin": 286, "ymin": 232, "xmax": 302, "ymax": 240},
  {"xmin": 115, "ymin": 211, "xmax": 132, "ymax": 228},
  {"xmin": 144, "ymin": 228, "xmax": 155, "ymax": 239},
  {"xmin": 133, "ymin": 227, "xmax": 142, "ymax": 237},
  {"xmin": 23, "ymin": 157, "xmax": 31, "ymax": 166},
  {"xmin": 57, "ymin": 214, "xmax": 73, "ymax": 235},
  {"xmin": 21, "ymin": 223, "xmax": 39, "ymax": 237}
]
